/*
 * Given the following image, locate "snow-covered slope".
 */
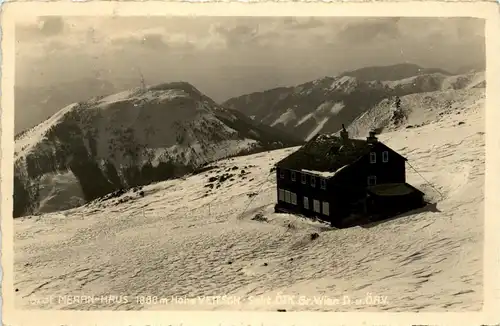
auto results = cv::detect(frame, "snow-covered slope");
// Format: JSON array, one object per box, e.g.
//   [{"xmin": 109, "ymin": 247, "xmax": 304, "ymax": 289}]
[
  {"xmin": 223, "ymin": 70, "xmax": 485, "ymax": 141},
  {"xmin": 14, "ymin": 91, "xmax": 484, "ymax": 311},
  {"xmin": 344, "ymin": 88, "xmax": 485, "ymax": 139},
  {"xmin": 13, "ymin": 82, "xmax": 302, "ymax": 218}
]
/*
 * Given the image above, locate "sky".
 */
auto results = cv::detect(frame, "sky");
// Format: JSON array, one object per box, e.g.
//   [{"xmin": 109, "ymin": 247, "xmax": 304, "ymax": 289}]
[{"xmin": 14, "ymin": 16, "xmax": 485, "ymax": 130}]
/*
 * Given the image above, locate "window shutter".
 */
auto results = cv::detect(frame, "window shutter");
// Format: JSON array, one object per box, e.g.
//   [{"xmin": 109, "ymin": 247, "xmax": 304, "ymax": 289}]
[
  {"xmin": 382, "ymin": 151, "xmax": 389, "ymax": 162},
  {"xmin": 278, "ymin": 189, "xmax": 285, "ymax": 201},
  {"xmin": 313, "ymin": 200, "xmax": 321, "ymax": 213},
  {"xmin": 322, "ymin": 202, "xmax": 330, "ymax": 216}
]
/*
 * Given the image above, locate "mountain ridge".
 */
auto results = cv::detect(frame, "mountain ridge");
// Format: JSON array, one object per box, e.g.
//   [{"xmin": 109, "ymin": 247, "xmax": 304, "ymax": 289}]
[
  {"xmin": 340, "ymin": 63, "xmax": 452, "ymax": 81},
  {"xmin": 14, "ymin": 64, "xmax": 486, "ymax": 218},
  {"xmin": 223, "ymin": 68, "xmax": 485, "ymax": 140},
  {"xmin": 14, "ymin": 82, "xmax": 303, "ymax": 218}
]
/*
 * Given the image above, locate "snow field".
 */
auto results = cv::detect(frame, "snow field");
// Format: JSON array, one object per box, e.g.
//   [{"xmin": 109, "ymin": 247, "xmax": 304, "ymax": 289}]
[{"xmin": 14, "ymin": 98, "xmax": 483, "ymax": 311}]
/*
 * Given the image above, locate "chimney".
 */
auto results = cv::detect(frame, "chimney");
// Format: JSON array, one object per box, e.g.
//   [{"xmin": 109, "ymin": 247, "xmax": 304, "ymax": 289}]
[
  {"xmin": 367, "ymin": 130, "xmax": 378, "ymax": 144},
  {"xmin": 340, "ymin": 124, "xmax": 349, "ymax": 142}
]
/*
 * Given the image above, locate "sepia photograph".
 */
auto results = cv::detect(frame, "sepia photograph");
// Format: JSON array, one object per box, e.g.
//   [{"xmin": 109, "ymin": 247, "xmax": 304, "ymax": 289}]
[{"xmin": 1, "ymin": 1, "xmax": 498, "ymax": 322}]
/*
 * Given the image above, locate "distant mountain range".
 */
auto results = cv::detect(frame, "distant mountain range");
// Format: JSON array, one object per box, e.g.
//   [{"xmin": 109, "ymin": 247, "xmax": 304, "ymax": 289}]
[
  {"xmin": 14, "ymin": 82, "xmax": 302, "ymax": 217},
  {"xmin": 223, "ymin": 64, "xmax": 485, "ymax": 141},
  {"xmin": 15, "ymin": 63, "xmax": 485, "ymax": 134},
  {"xmin": 14, "ymin": 63, "xmax": 486, "ymax": 218}
]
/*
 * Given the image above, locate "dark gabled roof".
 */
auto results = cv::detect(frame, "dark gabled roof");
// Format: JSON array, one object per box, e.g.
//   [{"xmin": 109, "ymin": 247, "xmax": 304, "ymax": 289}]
[
  {"xmin": 277, "ymin": 134, "xmax": 372, "ymax": 173},
  {"xmin": 367, "ymin": 183, "xmax": 424, "ymax": 197},
  {"xmin": 276, "ymin": 134, "xmax": 406, "ymax": 175}
]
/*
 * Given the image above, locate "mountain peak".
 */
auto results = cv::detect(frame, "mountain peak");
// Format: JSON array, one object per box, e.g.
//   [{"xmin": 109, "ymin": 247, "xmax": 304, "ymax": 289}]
[
  {"xmin": 147, "ymin": 81, "xmax": 203, "ymax": 95},
  {"xmin": 13, "ymin": 83, "xmax": 302, "ymax": 217}
]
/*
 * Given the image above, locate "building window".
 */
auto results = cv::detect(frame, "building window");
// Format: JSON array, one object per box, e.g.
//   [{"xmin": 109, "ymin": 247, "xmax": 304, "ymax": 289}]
[
  {"xmin": 303, "ymin": 196, "xmax": 309, "ymax": 209},
  {"xmin": 367, "ymin": 176, "xmax": 377, "ymax": 186},
  {"xmin": 279, "ymin": 169, "xmax": 285, "ymax": 179},
  {"xmin": 291, "ymin": 192, "xmax": 297, "ymax": 205},
  {"xmin": 313, "ymin": 199, "xmax": 321, "ymax": 213},
  {"xmin": 320, "ymin": 178, "xmax": 327, "ymax": 190},
  {"xmin": 322, "ymin": 202, "xmax": 330, "ymax": 216},
  {"xmin": 278, "ymin": 189, "xmax": 285, "ymax": 201},
  {"xmin": 291, "ymin": 171, "xmax": 296, "ymax": 181},
  {"xmin": 311, "ymin": 176, "xmax": 316, "ymax": 188},
  {"xmin": 285, "ymin": 190, "xmax": 291, "ymax": 203},
  {"xmin": 301, "ymin": 174, "xmax": 307, "ymax": 184},
  {"xmin": 370, "ymin": 152, "xmax": 377, "ymax": 164},
  {"xmin": 382, "ymin": 151, "xmax": 389, "ymax": 163}
]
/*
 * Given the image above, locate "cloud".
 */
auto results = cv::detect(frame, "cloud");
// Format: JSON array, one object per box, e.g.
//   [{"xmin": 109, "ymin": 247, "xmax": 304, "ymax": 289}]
[
  {"xmin": 336, "ymin": 18, "xmax": 401, "ymax": 43},
  {"xmin": 111, "ymin": 32, "xmax": 201, "ymax": 54},
  {"xmin": 210, "ymin": 24, "xmax": 260, "ymax": 48},
  {"xmin": 135, "ymin": 33, "xmax": 167, "ymax": 49},
  {"xmin": 282, "ymin": 17, "xmax": 325, "ymax": 30},
  {"xmin": 112, "ymin": 33, "xmax": 169, "ymax": 50},
  {"xmin": 15, "ymin": 16, "xmax": 486, "ymax": 111},
  {"xmin": 38, "ymin": 16, "xmax": 65, "ymax": 36},
  {"xmin": 16, "ymin": 16, "xmax": 66, "ymax": 41}
]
